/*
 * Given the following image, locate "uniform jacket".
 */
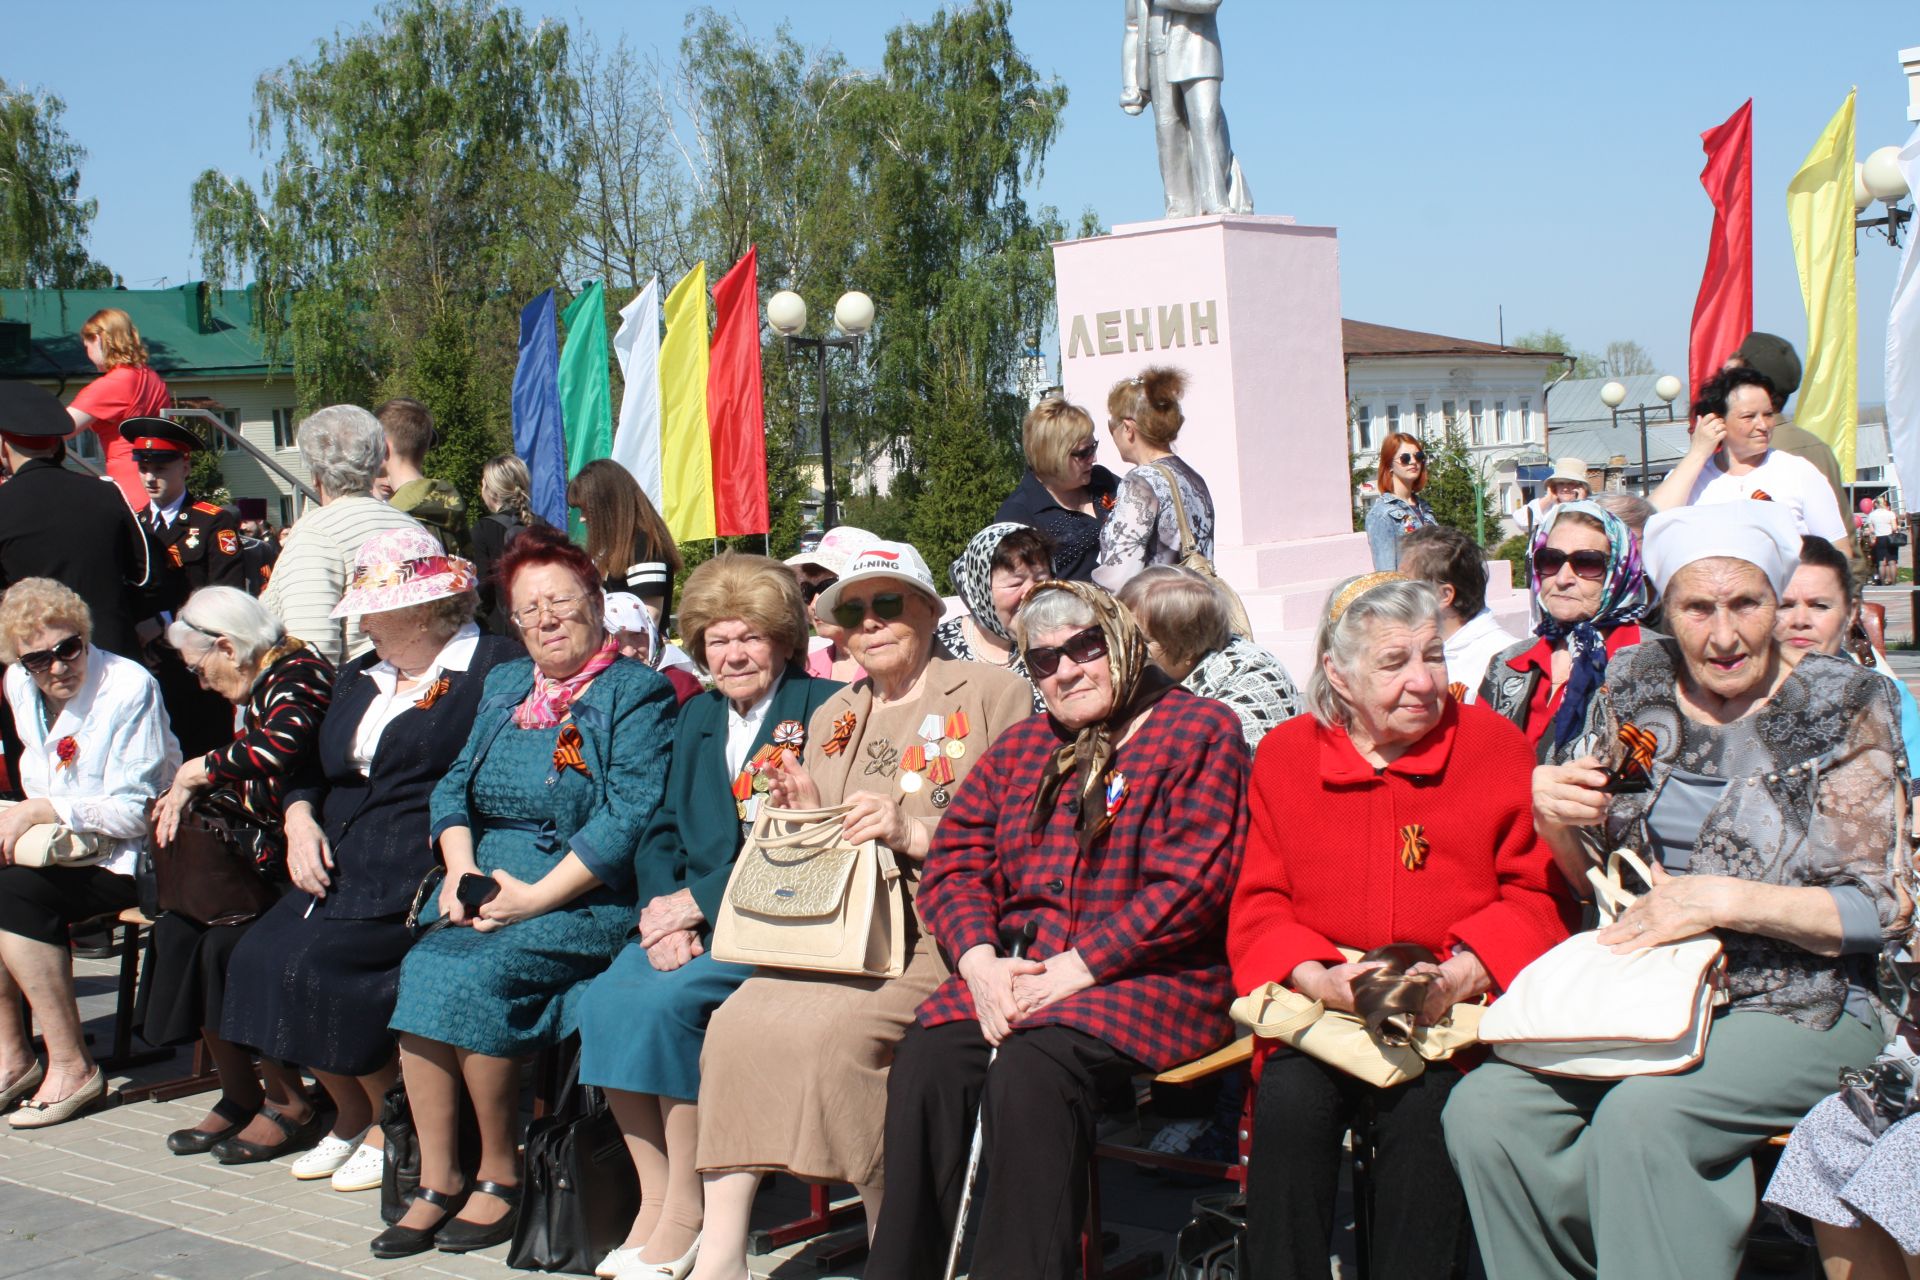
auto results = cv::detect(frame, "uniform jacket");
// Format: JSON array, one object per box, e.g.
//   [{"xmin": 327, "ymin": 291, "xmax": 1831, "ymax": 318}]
[
  {"xmin": 0, "ymin": 458, "xmax": 149, "ymax": 657},
  {"xmin": 142, "ymin": 492, "xmax": 248, "ymax": 757},
  {"xmin": 429, "ymin": 655, "xmax": 676, "ymax": 894},
  {"xmin": 637, "ymin": 665, "xmax": 844, "ymax": 927},
  {"xmin": 918, "ymin": 688, "xmax": 1249, "ymax": 1071},
  {"xmin": 284, "ymin": 633, "xmax": 518, "ymax": 920}
]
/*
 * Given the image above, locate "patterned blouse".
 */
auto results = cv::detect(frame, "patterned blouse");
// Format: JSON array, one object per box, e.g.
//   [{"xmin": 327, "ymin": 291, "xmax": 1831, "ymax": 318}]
[
  {"xmin": 1181, "ymin": 637, "xmax": 1303, "ymax": 749},
  {"xmin": 202, "ymin": 639, "xmax": 334, "ymax": 864},
  {"xmin": 1601, "ymin": 641, "xmax": 1908, "ymax": 1029},
  {"xmin": 1093, "ymin": 457, "xmax": 1214, "ymax": 592}
]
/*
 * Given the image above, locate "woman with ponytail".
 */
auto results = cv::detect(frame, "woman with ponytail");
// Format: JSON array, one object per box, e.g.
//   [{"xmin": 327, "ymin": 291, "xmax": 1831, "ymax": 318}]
[{"xmin": 1093, "ymin": 367, "xmax": 1216, "ymax": 593}]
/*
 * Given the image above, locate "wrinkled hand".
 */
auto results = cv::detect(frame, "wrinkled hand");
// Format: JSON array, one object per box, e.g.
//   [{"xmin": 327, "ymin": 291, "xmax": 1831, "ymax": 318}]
[
  {"xmin": 1533, "ymin": 757, "xmax": 1610, "ymax": 831},
  {"xmin": 474, "ymin": 870, "xmax": 547, "ymax": 932},
  {"xmin": 638, "ymin": 889, "xmax": 705, "ymax": 947},
  {"xmin": 1596, "ymin": 863, "xmax": 1732, "ymax": 952},
  {"xmin": 1689, "ymin": 413, "xmax": 1728, "ymax": 459},
  {"xmin": 151, "ymin": 785, "xmax": 195, "ymax": 848},
  {"xmin": 1406, "ymin": 952, "xmax": 1492, "ymax": 1025},
  {"xmin": 764, "ymin": 752, "xmax": 822, "ymax": 810},
  {"xmin": 284, "ymin": 807, "xmax": 333, "ymax": 898},
  {"xmin": 960, "ymin": 945, "xmax": 1046, "ymax": 1047},
  {"xmin": 1292, "ymin": 960, "xmax": 1386, "ymax": 1015},
  {"xmin": 840, "ymin": 790, "xmax": 913, "ymax": 851},
  {"xmin": 1011, "ymin": 949, "xmax": 1097, "ymax": 1022},
  {"xmin": 646, "ymin": 928, "xmax": 705, "ymax": 972}
]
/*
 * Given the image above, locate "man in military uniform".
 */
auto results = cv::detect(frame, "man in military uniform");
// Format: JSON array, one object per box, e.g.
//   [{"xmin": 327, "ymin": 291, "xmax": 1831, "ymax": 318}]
[
  {"xmin": 123, "ymin": 416, "xmax": 246, "ymax": 757},
  {"xmin": 236, "ymin": 497, "xmax": 279, "ymax": 596}
]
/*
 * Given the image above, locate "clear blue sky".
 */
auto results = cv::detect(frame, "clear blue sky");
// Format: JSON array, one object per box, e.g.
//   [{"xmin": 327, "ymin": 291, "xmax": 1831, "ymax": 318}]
[{"xmin": 6, "ymin": 1, "xmax": 1916, "ymax": 397}]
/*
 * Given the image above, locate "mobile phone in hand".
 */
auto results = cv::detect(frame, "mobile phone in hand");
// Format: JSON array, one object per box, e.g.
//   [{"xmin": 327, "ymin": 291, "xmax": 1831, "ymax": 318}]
[{"xmin": 457, "ymin": 872, "xmax": 501, "ymax": 910}]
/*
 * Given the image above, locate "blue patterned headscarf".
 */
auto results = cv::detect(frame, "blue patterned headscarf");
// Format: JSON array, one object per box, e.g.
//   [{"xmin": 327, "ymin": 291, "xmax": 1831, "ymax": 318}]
[{"xmin": 1529, "ymin": 499, "xmax": 1649, "ymax": 749}]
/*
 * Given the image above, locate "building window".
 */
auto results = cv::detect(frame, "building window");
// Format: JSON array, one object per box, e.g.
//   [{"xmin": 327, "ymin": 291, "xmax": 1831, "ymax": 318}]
[
  {"xmin": 73, "ymin": 430, "xmax": 101, "ymax": 461},
  {"xmin": 272, "ymin": 408, "xmax": 298, "ymax": 451},
  {"xmin": 1386, "ymin": 403, "xmax": 1400, "ymax": 437},
  {"xmin": 1441, "ymin": 399, "xmax": 1458, "ymax": 437},
  {"xmin": 1413, "ymin": 401, "xmax": 1427, "ymax": 436},
  {"xmin": 1519, "ymin": 397, "xmax": 1533, "ymax": 442},
  {"xmin": 1354, "ymin": 405, "xmax": 1373, "ymax": 451},
  {"xmin": 1468, "ymin": 399, "xmax": 1484, "ymax": 446},
  {"xmin": 1494, "ymin": 400, "xmax": 1508, "ymax": 443},
  {"xmin": 209, "ymin": 409, "xmax": 240, "ymax": 452},
  {"xmin": 279, "ymin": 496, "xmax": 294, "ymax": 527}
]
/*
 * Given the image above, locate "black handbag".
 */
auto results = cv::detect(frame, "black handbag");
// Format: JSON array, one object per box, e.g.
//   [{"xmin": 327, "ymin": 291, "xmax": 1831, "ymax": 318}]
[
  {"xmin": 1168, "ymin": 1193, "xmax": 1248, "ymax": 1280},
  {"xmin": 378, "ymin": 1078, "xmax": 483, "ymax": 1225},
  {"xmin": 508, "ymin": 1052, "xmax": 640, "ymax": 1274},
  {"xmin": 142, "ymin": 791, "xmax": 277, "ymax": 927}
]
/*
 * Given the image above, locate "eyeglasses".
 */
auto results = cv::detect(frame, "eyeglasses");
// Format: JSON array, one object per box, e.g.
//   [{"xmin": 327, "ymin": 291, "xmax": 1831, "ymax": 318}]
[
  {"xmin": 1025, "ymin": 625, "xmax": 1109, "ymax": 678},
  {"xmin": 511, "ymin": 594, "xmax": 588, "ymax": 629},
  {"xmin": 18, "ymin": 635, "xmax": 83, "ymax": 675},
  {"xmin": 1535, "ymin": 548, "xmax": 1609, "ymax": 581},
  {"xmin": 832, "ymin": 592, "xmax": 907, "ymax": 630},
  {"xmin": 1068, "ymin": 443, "xmax": 1100, "ymax": 462},
  {"xmin": 1396, "ymin": 451, "xmax": 1426, "ymax": 466},
  {"xmin": 799, "ymin": 577, "xmax": 835, "ymax": 604}
]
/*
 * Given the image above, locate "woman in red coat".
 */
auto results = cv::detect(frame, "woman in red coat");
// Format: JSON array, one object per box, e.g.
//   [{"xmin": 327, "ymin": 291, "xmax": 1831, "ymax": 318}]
[{"xmin": 1228, "ymin": 571, "xmax": 1570, "ymax": 1280}]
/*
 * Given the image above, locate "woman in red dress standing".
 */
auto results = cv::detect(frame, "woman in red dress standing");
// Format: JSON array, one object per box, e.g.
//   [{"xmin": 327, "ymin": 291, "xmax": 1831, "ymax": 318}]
[{"xmin": 65, "ymin": 308, "xmax": 170, "ymax": 511}]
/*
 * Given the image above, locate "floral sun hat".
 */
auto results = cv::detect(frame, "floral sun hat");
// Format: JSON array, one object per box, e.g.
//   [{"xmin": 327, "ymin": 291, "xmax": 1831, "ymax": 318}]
[{"xmin": 331, "ymin": 526, "xmax": 478, "ymax": 618}]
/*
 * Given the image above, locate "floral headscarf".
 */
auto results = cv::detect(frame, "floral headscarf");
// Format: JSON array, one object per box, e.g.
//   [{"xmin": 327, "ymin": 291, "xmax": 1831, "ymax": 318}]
[
  {"xmin": 1529, "ymin": 499, "xmax": 1649, "ymax": 749},
  {"xmin": 948, "ymin": 522, "xmax": 1033, "ymax": 645},
  {"xmin": 1021, "ymin": 579, "xmax": 1173, "ymax": 852}
]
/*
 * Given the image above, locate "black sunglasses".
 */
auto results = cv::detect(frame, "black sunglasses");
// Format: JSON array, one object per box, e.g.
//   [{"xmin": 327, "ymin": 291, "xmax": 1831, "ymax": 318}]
[
  {"xmin": 799, "ymin": 577, "xmax": 835, "ymax": 604},
  {"xmin": 1068, "ymin": 442, "xmax": 1099, "ymax": 462},
  {"xmin": 18, "ymin": 635, "xmax": 83, "ymax": 674},
  {"xmin": 1026, "ymin": 625, "xmax": 1109, "ymax": 678},
  {"xmin": 832, "ymin": 591, "xmax": 907, "ymax": 630},
  {"xmin": 1535, "ymin": 548, "xmax": 1609, "ymax": 581},
  {"xmin": 1396, "ymin": 450, "xmax": 1426, "ymax": 465}
]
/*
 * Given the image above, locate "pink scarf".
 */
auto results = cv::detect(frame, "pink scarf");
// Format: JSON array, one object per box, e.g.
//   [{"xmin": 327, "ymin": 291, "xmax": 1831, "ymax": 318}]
[{"xmin": 513, "ymin": 638, "xmax": 621, "ymax": 729}]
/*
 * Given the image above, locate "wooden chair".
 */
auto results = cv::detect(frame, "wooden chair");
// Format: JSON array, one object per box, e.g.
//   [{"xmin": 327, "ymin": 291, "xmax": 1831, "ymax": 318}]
[{"xmin": 109, "ymin": 908, "xmax": 220, "ymax": 1103}]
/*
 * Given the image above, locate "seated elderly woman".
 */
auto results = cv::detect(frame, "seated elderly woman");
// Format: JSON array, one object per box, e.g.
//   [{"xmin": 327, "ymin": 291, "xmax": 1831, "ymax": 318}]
[
  {"xmin": 216, "ymin": 529, "xmax": 515, "ymax": 1191},
  {"xmin": 375, "ymin": 526, "xmax": 675, "ymax": 1259},
  {"xmin": 1230, "ymin": 571, "xmax": 1570, "ymax": 1279},
  {"xmin": 935, "ymin": 521, "xmax": 1053, "ymax": 708},
  {"xmin": 0, "ymin": 579, "xmax": 178, "ymax": 1128},
  {"xmin": 146, "ymin": 587, "xmax": 333, "ymax": 1161},
  {"xmin": 1480, "ymin": 499, "xmax": 1651, "ymax": 764},
  {"xmin": 867, "ymin": 579, "xmax": 1249, "ymax": 1279},
  {"xmin": 1447, "ymin": 503, "xmax": 1908, "ymax": 1280},
  {"xmin": 575, "ymin": 554, "xmax": 842, "ymax": 1279},
  {"xmin": 785, "ymin": 525, "xmax": 876, "ymax": 683},
  {"xmin": 689, "ymin": 539, "xmax": 1033, "ymax": 1280},
  {"xmin": 261, "ymin": 405, "xmax": 426, "ymax": 666},
  {"xmin": 1116, "ymin": 565, "xmax": 1302, "ymax": 747}
]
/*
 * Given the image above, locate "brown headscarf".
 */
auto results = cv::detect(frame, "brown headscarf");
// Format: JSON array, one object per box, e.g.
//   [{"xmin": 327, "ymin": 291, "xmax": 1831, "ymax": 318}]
[{"xmin": 1022, "ymin": 579, "xmax": 1174, "ymax": 852}]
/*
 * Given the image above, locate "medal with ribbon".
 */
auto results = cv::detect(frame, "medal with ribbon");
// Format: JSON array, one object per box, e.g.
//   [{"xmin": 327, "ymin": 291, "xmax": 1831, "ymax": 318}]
[{"xmin": 733, "ymin": 722, "xmax": 808, "ymax": 820}]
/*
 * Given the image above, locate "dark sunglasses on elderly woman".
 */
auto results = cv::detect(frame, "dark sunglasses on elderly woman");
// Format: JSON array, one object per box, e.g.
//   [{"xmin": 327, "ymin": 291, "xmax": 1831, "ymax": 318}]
[
  {"xmin": 832, "ymin": 591, "xmax": 907, "ymax": 630},
  {"xmin": 1534, "ymin": 548, "xmax": 1609, "ymax": 581},
  {"xmin": 18, "ymin": 635, "xmax": 83, "ymax": 674},
  {"xmin": 1026, "ymin": 626, "xmax": 1109, "ymax": 678}
]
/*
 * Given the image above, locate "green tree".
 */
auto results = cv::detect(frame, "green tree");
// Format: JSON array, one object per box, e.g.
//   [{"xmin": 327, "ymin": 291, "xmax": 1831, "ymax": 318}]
[
  {"xmin": 0, "ymin": 81, "xmax": 114, "ymax": 290},
  {"xmin": 1420, "ymin": 426, "xmax": 1501, "ymax": 544},
  {"xmin": 1511, "ymin": 328, "xmax": 1597, "ymax": 379}
]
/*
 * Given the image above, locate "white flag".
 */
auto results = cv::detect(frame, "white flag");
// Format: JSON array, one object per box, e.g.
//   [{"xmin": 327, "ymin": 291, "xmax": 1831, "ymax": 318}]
[
  {"xmin": 1889, "ymin": 128, "xmax": 1920, "ymax": 513},
  {"xmin": 610, "ymin": 278, "xmax": 664, "ymax": 510}
]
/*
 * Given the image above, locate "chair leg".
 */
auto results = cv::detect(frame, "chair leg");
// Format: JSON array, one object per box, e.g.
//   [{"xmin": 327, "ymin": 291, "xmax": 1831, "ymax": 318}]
[
  {"xmin": 1351, "ymin": 1098, "xmax": 1379, "ymax": 1280},
  {"xmin": 746, "ymin": 1180, "xmax": 866, "ymax": 1256},
  {"xmin": 94, "ymin": 923, "xmax": 167, "ymax": 1073}
]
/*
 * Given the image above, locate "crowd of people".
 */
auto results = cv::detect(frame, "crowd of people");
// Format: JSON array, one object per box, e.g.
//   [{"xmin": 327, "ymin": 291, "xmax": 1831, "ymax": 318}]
[{"xmin": 0, "ymin": 312, "xmax": 1912, "ymax": 1280}]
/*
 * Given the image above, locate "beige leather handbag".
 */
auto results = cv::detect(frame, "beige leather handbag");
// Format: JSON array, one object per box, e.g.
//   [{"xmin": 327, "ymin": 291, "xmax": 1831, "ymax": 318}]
[
  {"xmin": 0, "ymin": 801, "xmax": 106, "ymax": 868},
  {"xmin": 711, "ymin": 803, "xmax": 906, "ymax": 979}
]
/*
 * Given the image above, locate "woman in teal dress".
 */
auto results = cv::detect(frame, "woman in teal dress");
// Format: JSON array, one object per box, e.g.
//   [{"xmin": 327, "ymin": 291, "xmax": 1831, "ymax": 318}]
[{"xmin": 376, "ymin": 527, "xmax": 675, "ymax": 1260}]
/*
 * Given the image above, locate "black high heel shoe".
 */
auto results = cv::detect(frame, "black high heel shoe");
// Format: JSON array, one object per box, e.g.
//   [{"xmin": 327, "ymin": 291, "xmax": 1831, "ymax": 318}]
[
  {"xmin": 166, "ymin": 1098, "xmax": 253, "ymax": 1156},
  {"xmin": 434, "ymin": 1179, "xmax": 522, "ymax": 1253},
  {"xmin": 370, "ymin": 1185, "xmax": 466, "ymax": 1259}
]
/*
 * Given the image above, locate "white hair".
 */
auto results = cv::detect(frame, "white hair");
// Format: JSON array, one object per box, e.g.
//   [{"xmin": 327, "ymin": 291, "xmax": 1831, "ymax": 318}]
[
  {"xmin": 1306, "ymin": 578, "xmax": 1442, "ymax": 727},
  {"xmin": 297, "ymin": 404, "xmax": 387, "ymax": 499},
  {"xmin": 1015, "ymin": 586, "xmax": 1098, "ymax": 646},
  {"xmin": 167, "ymin": 586, "xmax": 286, "ymax": 666}
]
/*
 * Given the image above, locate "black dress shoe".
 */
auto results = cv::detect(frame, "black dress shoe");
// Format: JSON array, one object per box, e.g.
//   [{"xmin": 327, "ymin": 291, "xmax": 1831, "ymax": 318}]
[
  {"xmin": 210, "ymin": 1105, "xmax": 328, "ymax": 1164},
  {"xmin": 166, "ymin": 1098, "xmax": 253, "ymax": 1156},
  {"xmin": 434, "ymin": 1179, "xmax": 522, "ymax": 1253},
  {"xmin": 371, "ymin": 1185, "xmax": 465, "ymax": 1259}
]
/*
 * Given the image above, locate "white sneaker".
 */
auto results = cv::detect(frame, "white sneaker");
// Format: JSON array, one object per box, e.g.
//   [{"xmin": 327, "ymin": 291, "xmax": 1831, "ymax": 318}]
[
  {"xmin": 329, "ymin": 1139, "xmax": 387, "ymax": 1192},
  {"xmin": 290, "ymin": 1132, "xmax": 360, "ymax": 1180}
]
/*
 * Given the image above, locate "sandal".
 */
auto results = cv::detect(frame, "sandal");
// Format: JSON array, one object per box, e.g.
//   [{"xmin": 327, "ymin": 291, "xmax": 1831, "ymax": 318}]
[
  {"xmin": 167, "ymin": 1096, "xmax": 253, "ymax": 1155},
  {"xmin": 434, "ymin": 1179, "xmax": 522, "ymax": 1253},
  {"xmin": 209, "ymin": 1104, "xmax": 328, "ymax": 1165},
  {"xmin": 371, "ymin": 1184, "xmax": 467, "ymax": 1259}
]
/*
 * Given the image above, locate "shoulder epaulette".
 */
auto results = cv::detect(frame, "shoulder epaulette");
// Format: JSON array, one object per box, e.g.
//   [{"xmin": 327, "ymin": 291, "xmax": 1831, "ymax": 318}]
[{"xmin": 192, "ymin": 500, "xmax": 225, "ymax": 517}]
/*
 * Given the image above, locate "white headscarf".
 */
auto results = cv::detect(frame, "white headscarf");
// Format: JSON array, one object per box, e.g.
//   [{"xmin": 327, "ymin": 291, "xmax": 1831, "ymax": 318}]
[{"xmin": 1643, "ymin": 502, "xmax": 1802, "ymax": 599}]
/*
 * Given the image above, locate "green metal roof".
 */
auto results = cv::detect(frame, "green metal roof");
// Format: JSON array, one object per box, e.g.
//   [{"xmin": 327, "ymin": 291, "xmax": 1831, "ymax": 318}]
[{"xmin": 0, "ymin": 283, "xmax": 273, "ymax": 381}]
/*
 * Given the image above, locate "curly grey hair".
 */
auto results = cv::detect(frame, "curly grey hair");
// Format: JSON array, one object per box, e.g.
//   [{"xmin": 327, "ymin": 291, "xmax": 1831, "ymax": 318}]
[
  {"xmin": 297, "ymin": 404, "xmax": 387, "ymax": 499},
  {"xmin": 1305, "ymin": 577, "xmax": 1442, "ymax": 727}
]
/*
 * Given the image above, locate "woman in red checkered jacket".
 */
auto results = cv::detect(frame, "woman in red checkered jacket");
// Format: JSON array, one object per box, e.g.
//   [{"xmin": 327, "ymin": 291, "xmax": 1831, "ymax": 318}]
[{"xmin": 867, "ymin": 578, "xmax": 1251, "ymax": 1280}]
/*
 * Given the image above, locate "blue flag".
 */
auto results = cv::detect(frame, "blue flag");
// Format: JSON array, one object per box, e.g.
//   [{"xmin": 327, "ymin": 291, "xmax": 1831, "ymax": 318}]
[{"xmin": 511, "ymin": 289, "xmax": 568, "ymax": 529}]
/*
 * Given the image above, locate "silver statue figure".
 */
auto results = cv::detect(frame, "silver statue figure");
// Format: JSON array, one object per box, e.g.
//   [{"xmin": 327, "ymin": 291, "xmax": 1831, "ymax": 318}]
[{"xmin": 1122, "ymin": 0, "xmax": 1253, "ymax": 218}]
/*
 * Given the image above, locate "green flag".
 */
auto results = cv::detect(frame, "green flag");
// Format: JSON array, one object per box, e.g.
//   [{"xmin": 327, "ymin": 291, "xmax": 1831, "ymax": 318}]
[{"xmin": 558, "ymin": 280, "xmax": 612, "ymax": 541}]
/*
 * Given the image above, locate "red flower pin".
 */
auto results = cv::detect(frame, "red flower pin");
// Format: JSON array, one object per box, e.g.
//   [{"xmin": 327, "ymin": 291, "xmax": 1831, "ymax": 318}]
[{"xmin": 54, "ymin": 736, "xmax": 77, "ymax": 771}]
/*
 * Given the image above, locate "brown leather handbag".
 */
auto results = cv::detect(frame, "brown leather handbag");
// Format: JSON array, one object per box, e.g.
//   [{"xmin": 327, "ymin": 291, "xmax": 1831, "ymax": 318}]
[{"xmin": 146, "ymin": 792, "xmax": 278, "ymax": 927}]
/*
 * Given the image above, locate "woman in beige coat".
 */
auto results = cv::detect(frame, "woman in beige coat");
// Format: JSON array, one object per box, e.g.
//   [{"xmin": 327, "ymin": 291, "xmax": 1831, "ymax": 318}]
[{"xmin": 688, "ymin": 539, "xmax": 1033, "ymax": 1280}]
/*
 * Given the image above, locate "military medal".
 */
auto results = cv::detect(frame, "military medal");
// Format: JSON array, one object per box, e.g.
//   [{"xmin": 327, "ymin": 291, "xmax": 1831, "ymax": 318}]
[
  {"xmin": 185, "ymin": 530, "xmax": 201, "ymax": 551},
  {"xmin": 899, "ymin": 771, "xmax": 924, "ymax": 795},
  {"xmin": 931, "ymin": 786, "xmax": 951, "ymax": 808},
  {"xmin": 944, "ymin": 738, "xmax": 966, "ymax": 760},
  {"xmin": 1104, "ymin": 770, "xmax": 1128, "ymax": 818},
  {"xmin": 773, "ymin": 720, "xmax": 805, "ymax": 751},
  {"xmin": 167, "ymin": 544, "xmax": 183, "ymax": 569},
  {"xmin": 822, "ymin": 711, "xmax": 856, "ymax": 757}
]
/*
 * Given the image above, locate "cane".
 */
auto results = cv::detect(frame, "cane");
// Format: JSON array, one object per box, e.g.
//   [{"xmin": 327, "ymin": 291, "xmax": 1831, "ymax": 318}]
[{"xmin": 942, "ymin": 918, "xmax": 1040, "ymax": 1280}]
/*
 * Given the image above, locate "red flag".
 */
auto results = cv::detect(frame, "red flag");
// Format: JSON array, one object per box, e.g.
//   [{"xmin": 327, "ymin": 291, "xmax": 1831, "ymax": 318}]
[
  {"xmin": 708, "ymin": 246, "xmax": 768, "ymax": 536},
  {"xmin": 1689, "ymin": 100, "xmax": 1754, "ymax": 398}
]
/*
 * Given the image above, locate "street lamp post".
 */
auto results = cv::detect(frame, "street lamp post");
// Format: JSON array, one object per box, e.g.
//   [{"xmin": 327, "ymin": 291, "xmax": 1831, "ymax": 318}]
[
  {"xmin": 1601, "ymin": 375, "xmax": 1684, "ymax": 496},
  {"xmin": 766, "ymin": 289, "xmax": 875, "ymax": 531},
  {"xmin": 1856, "ymin": 145, "xmax": 1914, "ymax": 248}
]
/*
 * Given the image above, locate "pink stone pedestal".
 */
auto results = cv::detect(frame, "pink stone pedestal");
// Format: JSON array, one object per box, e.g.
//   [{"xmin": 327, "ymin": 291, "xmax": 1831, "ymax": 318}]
[{"xmin": 1053, "ymin": 213, "xmax": 1373, "ymax": 677}]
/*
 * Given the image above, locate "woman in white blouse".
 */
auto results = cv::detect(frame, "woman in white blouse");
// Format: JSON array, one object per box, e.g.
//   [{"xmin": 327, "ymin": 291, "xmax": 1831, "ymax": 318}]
[{"xmin": 0, "ymin": 577, "xmax": 179, "ymax": 1128}]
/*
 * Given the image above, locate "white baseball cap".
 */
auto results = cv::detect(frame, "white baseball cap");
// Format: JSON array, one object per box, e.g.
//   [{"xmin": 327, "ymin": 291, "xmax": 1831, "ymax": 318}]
[
  {"xmin": 813, "ymin": 539, "xmax": 942, "ymax": 618},
  {"xmin": 785, "ymin": 525, "xmax": 879, "ymax": 577}
]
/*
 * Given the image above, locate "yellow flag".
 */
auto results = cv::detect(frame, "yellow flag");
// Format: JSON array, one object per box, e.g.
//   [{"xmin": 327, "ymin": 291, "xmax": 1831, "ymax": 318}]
[
  {"xmin": 1786, "ymin": 91, "xmax": 1858, "ymax": 482},
  {"xmin": 658, "ymin": 262, "xmax": 715, "ymax": 542}
]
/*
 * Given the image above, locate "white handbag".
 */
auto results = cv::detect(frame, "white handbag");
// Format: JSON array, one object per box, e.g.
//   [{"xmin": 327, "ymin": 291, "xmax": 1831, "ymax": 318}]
[
  {"xmin": 1479, "ymin": 847, "xmax": 1724, "ymax": 1079},
  {"xmin": 0, "ymin": 801, "xmax": 106, "ymax": 868},
  {"xmin": 710, "ymin": 803, "xmax": 907, "ymax": 979}
]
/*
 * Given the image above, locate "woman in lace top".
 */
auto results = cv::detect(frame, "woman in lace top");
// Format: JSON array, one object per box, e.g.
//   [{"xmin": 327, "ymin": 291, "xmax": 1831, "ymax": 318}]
[{"xmin": 1094, "ymin": 367, "xmax": 1215, "ymax": 593}]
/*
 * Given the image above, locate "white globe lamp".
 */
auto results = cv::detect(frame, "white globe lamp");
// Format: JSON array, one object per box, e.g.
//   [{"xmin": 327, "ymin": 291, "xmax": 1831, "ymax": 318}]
[
  {"xmin": 1863, "ymin": 146, "xmax": 1910, "ymax": 203},
  {"xmin": 1654, "ymin": 375, "xmax": 1683, "ymax": 404},
  {"xmin": 1599, "ymin": 381, "xmax": 1628, "ymax": 410},
  {"xmin": 833, "ymin": 291, "xmax": 875, "ymax": 337},
  {"xmin": 766, "ymin": 290, "xmax": 808, "ymax": 337}
]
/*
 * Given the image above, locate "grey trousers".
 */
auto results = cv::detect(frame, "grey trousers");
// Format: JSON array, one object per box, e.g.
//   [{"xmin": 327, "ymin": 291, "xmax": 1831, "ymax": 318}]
[{"xmin": 1442, "ymin": 1010, "xmax": 1882, "ymax": 1280}]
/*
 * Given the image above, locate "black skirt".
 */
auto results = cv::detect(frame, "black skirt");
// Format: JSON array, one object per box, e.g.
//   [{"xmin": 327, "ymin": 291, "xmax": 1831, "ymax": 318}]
[
  {"xmin": 0, "ymin": 864, "xmax": 137, "ymax": 947},
  {"xmin": 219, "ymin": 891, "xmax": 413, "ymax": 1077}
]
